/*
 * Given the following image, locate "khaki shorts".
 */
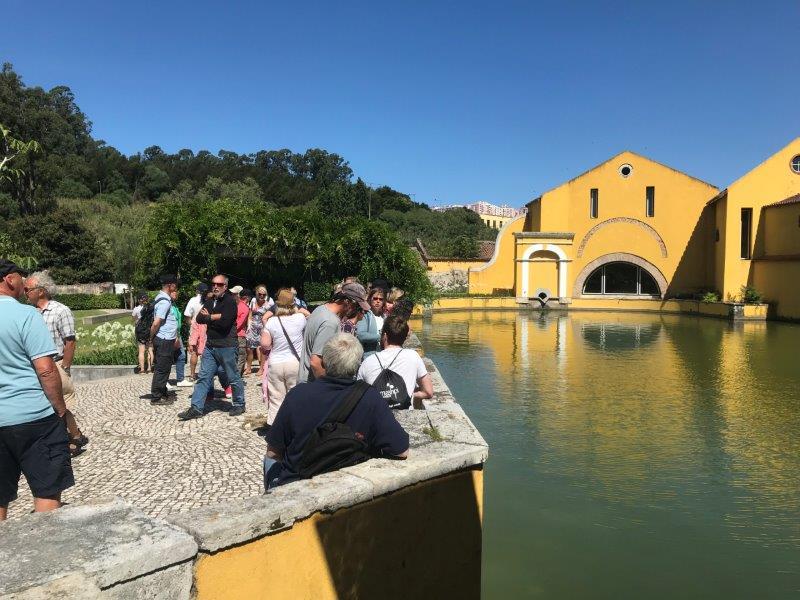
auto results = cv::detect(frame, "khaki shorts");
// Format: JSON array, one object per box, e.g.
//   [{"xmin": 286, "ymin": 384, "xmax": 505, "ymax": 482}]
[{"xmin": 55, "ymin": 360, "xmax": 76, "ymax": 410}]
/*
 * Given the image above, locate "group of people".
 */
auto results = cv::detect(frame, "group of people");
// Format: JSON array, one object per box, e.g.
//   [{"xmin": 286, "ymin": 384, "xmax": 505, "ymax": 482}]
[
  {"xmin": 0, "ymin": 256, "xmax": 435, "ymax": 519},
  {"xmin": 0, "ymin": 260, "xmax": 88, "ymax": 520}
]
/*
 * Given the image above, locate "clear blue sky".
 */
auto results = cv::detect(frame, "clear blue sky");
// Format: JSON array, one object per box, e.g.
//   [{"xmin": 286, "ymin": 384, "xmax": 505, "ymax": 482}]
[{"xmin": 4, "ymin": 0, "xmax": 799, "ymax": 207}]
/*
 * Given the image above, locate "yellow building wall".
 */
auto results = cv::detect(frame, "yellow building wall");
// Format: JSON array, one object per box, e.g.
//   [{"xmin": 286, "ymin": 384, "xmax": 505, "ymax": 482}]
[
  {"xmin": 718, "ymin": 137, "xmax": 800, "ymax": 299},
  {"xmin": 528, "ymin": 256, "xmax": 559, "ymax": 297},
  {"xmin": 427, "ymin": 259, "xmax": 488, "ymax": 273},
  {"xmin": 752, "ymin": 260, "xmax": 800, "ymax": 320},
  {"xmin": 714, "ymin": 195, "xmax": 728, "ymax": 294},
  {"xmin": 480, "ymin": 213, "xmax": 516, "ymax": 230},
  {"xmin": 538, "ymin": 151, "xmax": 718, "ymax": 299},
  {"xmin": 763, "ymin": 203, "xmax": 800, "ymax": 256},
  {"xmin": 469, "ymin": 216, "xmax": 525, "ymax": 294},
  {"xmin": 195, "ymin": 468, "xmax": 484, "ymax": 600}
]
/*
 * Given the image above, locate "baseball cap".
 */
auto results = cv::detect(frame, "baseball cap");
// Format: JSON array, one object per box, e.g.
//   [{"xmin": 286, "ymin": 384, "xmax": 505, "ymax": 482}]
[
  {"xmin": 240, "ymin": 288, "xmax": 253, "ymax": 298},
  {"xmin": 0, "ymin": 259, "xmax": 28, "ymax": 278},
  {"xmin": 160, "ymin": 273, "xmax": 179, "ymax": 285},
  {"xmin": 339, "ymin": 282, "xmax": 371, "ymax": 312},
  {"xmin": 197, "ymin": 282, "xmax": 209, "ymax": 293},
  {"xmin": 230, "ymin": 285, "xmax": 243, "ymax": 294}
]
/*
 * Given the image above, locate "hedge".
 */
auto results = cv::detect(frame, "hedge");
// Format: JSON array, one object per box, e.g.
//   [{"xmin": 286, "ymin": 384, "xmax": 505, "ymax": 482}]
[
  {"xmin": 72, "ymin": 344, "xmax": 138, "ymax": 366},
  {"xmin": 55, "ymin": 293, "xmax": 124, "ymax": 310}
]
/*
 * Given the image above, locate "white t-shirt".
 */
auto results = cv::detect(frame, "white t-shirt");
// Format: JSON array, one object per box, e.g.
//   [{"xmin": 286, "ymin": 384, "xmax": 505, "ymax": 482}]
[
  {"xmin": 131, "ymin": 305, "xmax": 144, "ymax": 322},
  {"xmin": 265, "ymin": 313, "xmax": 306, "ymax": 364},
  {"xmin": 184, "ymin": 295, "xmax": 204, "ymax": 320},
  {"xmin": 357, "ymin": 347, "xmax": 427, "ymax": 406},
  {"xmin": 250, "ymin": 297, "xmax": 273, "ymax": 311},
  {"xmin": 373, "ymin": 314, "xmax": 385, "ymax": 332}
]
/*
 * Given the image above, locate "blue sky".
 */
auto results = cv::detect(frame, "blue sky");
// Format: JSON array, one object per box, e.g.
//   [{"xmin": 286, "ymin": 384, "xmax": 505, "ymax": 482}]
[{"xmin": 5, "ymin": 1, "xmax": 799, "ymax": 206}]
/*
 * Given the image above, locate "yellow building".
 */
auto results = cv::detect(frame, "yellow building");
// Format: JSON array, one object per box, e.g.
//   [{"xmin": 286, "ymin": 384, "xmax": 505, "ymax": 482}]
[
  {"xmin": 478, "ymin": 213, "xmax": 517, "ymax": 230},
  {"xmin": 469, "ymin": 138, "xmax": 800, "ymax": 319}
]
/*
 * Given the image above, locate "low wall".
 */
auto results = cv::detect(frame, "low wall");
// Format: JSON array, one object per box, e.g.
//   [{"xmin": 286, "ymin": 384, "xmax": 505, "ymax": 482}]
[
  {"xmin": 80, "ymin": 309, "xmax": 130, "ymax": 325},
  {"xmin": 412, "ymin": 296, "xmax": 768, "ymax": 321},
  {"xmin": 52, "ymin": 282, "xmax": 115, "ymax": 295},
  {"xmin": 1, "ymin": 338, "xmax": 488, "ymax": 599}
]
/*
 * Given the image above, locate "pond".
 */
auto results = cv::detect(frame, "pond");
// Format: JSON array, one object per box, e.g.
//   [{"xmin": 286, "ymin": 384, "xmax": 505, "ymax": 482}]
[{"xmin": 416, "ymin": 311, "xmax": 800, "ymax": 599}]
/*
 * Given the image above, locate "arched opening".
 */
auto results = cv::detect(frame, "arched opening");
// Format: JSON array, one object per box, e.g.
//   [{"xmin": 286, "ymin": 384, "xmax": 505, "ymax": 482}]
[{"xmin": 582, "ymin": 261, "xmax": 661, "ymax": 296}]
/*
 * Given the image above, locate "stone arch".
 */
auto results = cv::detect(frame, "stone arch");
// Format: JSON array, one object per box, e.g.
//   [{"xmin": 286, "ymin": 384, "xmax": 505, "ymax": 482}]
[
  {"xmin": 520, "ymin": 243, "xmax": 569, "ymax": 299},
  {"xmin": 572, "ymin": 253, "xmax": 668, "ymax": 298},
  {"xmin": 576, "ymin": 217, "xmax": 667, "ymax": 258}
]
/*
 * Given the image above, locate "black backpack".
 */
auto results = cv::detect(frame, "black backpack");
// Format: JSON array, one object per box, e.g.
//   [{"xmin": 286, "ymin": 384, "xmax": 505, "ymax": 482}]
[
  {"xmin": 297, "ymin": 381, "xmax": 371, "ymax": 479},
  {"xmin": 372, "ymin": 350, "xmax": 411, "ymax": 410},
  {"xmin": 134, "ymin": 297, "xmax": 168, "ymax": 341}
]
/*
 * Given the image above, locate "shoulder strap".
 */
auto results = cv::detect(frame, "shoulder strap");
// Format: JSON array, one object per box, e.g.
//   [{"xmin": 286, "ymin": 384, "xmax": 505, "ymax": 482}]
[
  {"xmin": 326, "ymin": 380, "xmax": 370, "ymax": 425},
  {"xmin": 277, "ymin": 316, "xmax": 301, "ymax": 361},
  {"xmin": 385, "ymin": 348, "xmax": 403, "ymax": 370}
]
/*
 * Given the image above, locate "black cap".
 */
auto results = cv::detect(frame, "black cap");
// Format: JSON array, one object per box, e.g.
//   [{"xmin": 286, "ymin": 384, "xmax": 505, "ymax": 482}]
[
  {"xmin": 197, "ymin": 282, "xmax": 209, "ymax": 293},
  {"xmin": 160, "ymin": 274, "xmax": 179, "ymax": 285},
  {"xmin": 0, "ymin": 259, "xmax": 28, "ymax": 278},
  {"xmin": 240, "ymin": 288, "xmax": 253, "ymax": 298}
]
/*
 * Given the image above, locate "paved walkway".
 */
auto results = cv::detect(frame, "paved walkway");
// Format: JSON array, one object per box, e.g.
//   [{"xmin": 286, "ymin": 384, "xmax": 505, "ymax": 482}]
[{"xmin": 8, "ymin": 374, "xmax": 269, "ymax": 520}]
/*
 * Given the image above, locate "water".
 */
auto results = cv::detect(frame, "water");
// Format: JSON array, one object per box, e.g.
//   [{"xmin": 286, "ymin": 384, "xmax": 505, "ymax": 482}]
[{"xmin": 416, "ymin": 311, "xmax": 800, "ymax": 599}]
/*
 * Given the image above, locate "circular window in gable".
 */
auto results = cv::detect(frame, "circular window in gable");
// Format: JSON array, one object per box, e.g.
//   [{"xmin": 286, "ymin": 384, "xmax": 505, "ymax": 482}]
[
  {"xmin": 619, "ymin": 163, "xmax": 633, "ymax": 178},
  {"xmin": 791, "ymin": 155, "xmax": 800, "ymax": 174}
]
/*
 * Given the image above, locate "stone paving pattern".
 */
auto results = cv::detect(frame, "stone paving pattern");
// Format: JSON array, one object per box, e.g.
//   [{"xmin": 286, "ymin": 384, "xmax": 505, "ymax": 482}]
[{"xmin": 8, "ymin": 373, "xmax": 269, "ymax": 520}]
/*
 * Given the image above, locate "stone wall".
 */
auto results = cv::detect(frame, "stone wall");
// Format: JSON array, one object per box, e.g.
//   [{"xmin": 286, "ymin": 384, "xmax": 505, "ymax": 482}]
[
  {"xmin": 52, "ymin": 281, "xmax": 115, "ymax": 295},
  {"xmin": 428, "ymin": 268, "xmax": 469, "ymax": 293},
  {"xmin": 0, "ymin": 337, "xmax": 488, "ymax": 599}
]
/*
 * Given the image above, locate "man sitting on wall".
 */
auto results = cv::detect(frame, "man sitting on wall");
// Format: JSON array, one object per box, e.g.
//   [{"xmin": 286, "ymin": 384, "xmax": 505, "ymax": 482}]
[{"xmin": 264, "ymin": 333, "xmax": 409, "ymax": 490}]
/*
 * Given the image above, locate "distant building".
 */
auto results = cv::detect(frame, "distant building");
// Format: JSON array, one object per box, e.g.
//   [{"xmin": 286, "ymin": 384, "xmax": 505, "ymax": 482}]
[{"xmin": 433, "ymin": 201, "xmax": 527, "ymax": 230}]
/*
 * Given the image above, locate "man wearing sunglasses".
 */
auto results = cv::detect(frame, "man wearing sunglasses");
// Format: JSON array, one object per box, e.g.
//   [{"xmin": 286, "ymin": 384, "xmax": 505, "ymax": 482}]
[
  {"xmin": 178, "ymin": 274, "xmax": 245, "ymax": 420},
  {"xmin": 298, "ymin": 282, "xmax": 371, "ymax": 383}
]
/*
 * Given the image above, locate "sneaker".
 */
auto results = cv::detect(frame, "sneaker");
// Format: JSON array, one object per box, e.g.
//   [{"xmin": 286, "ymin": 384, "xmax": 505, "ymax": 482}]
[
  {"xmin": 225, "ymin": 386, "xmax": 233, "ymax": 399},
  {"xmin": 176, "ymin": 380, "xmax": 194, "ymax": 388},
  {"xmin": 166, "ymin": 383, "xmax": 178, "ymax": 392},
  {"xmin": 228, "ymin": 406, "xmax": 245, "ymax": 417},
  {"xmin": 177, "ymin": 407, "xmax": 204, "ymax": 421}
]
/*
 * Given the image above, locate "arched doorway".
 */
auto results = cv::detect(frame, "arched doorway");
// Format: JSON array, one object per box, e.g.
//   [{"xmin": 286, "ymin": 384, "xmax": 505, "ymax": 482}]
[{"xmin": 519, "ymin": 244, "xmax": 569, "ymax": 300}]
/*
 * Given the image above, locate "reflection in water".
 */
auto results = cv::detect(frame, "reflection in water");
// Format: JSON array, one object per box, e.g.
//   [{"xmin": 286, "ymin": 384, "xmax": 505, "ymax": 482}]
[{"xmin": 418, "ymin": 311, "xmax": 800, "ymax": 599}]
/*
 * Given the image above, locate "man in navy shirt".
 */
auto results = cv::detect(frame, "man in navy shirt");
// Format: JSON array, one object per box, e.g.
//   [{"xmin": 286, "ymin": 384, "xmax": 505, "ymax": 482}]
[{"xmin": 265, "ymin": 333, "xmax": 409, "ymax": 489}]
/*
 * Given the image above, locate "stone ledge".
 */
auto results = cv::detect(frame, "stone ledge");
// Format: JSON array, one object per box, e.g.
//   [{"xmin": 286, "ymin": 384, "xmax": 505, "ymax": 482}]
[{"xmin": 0, "ymin": 498, "xmax": 198, "ymax": 596}]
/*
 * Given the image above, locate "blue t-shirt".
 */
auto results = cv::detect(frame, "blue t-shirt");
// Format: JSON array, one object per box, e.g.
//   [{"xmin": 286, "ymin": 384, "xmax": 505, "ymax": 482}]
[
  {"xmin": 153, "ymin": 291, "xmax": 177, "ymax": 340},
  {"xmin": 0, "ymin": 296, "xmax": 58, "ymax": 427},
  {"xmin": 266, "ymin": 376, "xmax": 409, "ymax": 485}
]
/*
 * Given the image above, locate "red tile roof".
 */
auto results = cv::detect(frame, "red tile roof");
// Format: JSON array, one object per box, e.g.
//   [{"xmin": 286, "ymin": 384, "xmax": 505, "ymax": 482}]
[
  {"xmin": 477, "ymin": 241, "xmax": 496, "ymax": 260},
  {"xmin": 764, "ymin": 194, "xmax": 800, "ymax": 208}
]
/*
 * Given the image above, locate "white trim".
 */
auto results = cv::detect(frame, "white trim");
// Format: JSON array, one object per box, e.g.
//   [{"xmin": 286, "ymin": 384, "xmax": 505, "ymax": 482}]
[
  {"xmin": 519, "ymin": 244, "xmax": 569, "ymax": 299},
  {"xmin": 469, "ymin": 215, "xmax": 526, "ymax": 273}
]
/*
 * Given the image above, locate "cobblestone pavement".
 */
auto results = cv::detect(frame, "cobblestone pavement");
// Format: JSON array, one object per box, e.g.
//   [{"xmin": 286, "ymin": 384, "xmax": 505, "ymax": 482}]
[{"xmin": 8, "ymin": 373, "xmax": 269, "ymax": 520}]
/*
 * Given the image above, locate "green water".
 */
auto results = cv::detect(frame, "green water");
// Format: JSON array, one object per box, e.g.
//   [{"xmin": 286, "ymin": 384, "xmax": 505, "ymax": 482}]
[{"xmin": 416, "ymin": 311, "xmax": 800, "ymax": 599}]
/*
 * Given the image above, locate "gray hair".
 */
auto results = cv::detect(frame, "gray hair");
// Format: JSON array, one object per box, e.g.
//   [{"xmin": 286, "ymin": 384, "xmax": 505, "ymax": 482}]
[
  {"xmin": 28, "ymin": 270, "xmax": 56, "ymax": 298},
  {"xmin": 322, "ymin": 333, "xmax": 364, "ymax": 379}
]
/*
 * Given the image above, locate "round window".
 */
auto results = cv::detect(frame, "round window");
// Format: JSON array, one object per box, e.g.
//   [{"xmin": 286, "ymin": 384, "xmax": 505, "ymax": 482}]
[
  {"xmin": 791, "ymin": 155, "xmax": 800, "ymax": 174},
  {"xmin": 619, "ymin": 164, "xmax": 633, "ymax": 178}
]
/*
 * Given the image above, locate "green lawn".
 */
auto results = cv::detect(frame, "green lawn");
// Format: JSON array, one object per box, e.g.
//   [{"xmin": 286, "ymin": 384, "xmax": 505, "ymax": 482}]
[{"xmin": 74, "ymin": 309, "xmax": 108, "ymax": 318}]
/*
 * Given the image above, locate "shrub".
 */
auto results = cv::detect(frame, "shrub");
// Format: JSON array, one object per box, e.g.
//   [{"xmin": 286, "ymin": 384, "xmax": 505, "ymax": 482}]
[
  {"xmin": 740, "ymin": 285, "xmax": 763, "ymax": 304},
  {"xmin": 73, "ymin": 345, "xmax": 137, "ymax": 365},
  {"xmin": 304, "ymin": 281, "xmax": 337, "ymax": 302},
  {"xmin": 700, "ymin": 291, "xmax": 720, "ymax": 304},
  {"xmin": 56, "ymin": 293, "xmax": 122, "ymax": 310}
]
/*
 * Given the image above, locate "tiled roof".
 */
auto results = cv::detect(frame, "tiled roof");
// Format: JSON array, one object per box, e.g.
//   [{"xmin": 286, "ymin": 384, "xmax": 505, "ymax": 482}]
[
  {"xmin": 477, "ymin": 241, "xmax": 496, "ymax": 260},
  {"xmin": 764, "ymin": 194, "xmax": 800, "ymax": 208}
]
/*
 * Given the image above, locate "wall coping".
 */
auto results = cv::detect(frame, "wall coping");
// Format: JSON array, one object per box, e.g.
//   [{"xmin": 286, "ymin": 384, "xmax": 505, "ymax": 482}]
[{"xmin": 0, "ymin": 334, "xmax": 489, "ymax": 594}]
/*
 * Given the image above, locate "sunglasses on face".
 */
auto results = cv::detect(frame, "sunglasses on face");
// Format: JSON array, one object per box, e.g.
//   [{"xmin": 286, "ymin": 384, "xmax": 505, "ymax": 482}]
[
  {"xmin": 257, "ymin": 293, "xmax": 266, "ymax": 297},
  {"xmin": 212, "ymin": 282, "xmax": 226, "ymax": 287}
]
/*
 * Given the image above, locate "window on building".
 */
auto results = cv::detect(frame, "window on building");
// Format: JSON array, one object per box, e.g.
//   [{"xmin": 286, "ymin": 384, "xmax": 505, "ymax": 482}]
[
  {"xmin": 740, "ymin": 208, "xmax": 752, "ymax": 259},
  {"xmin": 646, "ymin": 186, "xmax": 655, "ymax": 218},
  {"xmin": 791, "ymin": 155, "xmax": 800, "ymax": 174},
  {"xmin": 590, "ymin": 188, "xmax": 599, "ymax": 219},
  {"xmin": 582, "ymin": 262, "xmax": 660, "ymax": 296}
]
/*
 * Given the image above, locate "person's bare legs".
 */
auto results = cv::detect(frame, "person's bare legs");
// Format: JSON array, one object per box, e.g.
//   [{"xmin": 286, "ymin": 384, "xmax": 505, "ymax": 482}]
[
  {"xmin": 0, "ymin": 505, "xmax": 7, "ymax": 521},
  {"xmin": 33, "ymin": 494, "xmax": 61, "ymax": 513},
  {"xmin": 147, "ymin": 345, "xmax": 154, "ymax": 373},
  {"xmin": 189, "ymin": 349, "xmax": 199, "ymax": 380},
  {"xmin": 138, "ymin": 343, "xmax": 146, "ymax": 373}
]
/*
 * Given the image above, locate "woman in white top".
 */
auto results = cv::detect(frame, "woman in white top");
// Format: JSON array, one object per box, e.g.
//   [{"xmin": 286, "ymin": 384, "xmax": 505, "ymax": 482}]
[{"xmin": 260, "ymin": 288, "xmax": 307, "ymax": 424}]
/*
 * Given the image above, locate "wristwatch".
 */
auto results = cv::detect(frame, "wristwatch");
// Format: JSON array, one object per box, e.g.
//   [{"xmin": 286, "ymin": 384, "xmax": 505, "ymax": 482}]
[{"xmin": 63, "ymin": 366, "xmax": 71, "ymax": 376}]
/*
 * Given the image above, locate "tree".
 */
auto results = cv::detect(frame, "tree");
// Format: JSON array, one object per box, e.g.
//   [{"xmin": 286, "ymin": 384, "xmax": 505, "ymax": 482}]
[
  {"xmin": 139, "ymin": 165, "xmax": 171, "ymax": 200},
  {"xmin": 0, "ymin": 123, "xmax": 41, "ymax": 212}
]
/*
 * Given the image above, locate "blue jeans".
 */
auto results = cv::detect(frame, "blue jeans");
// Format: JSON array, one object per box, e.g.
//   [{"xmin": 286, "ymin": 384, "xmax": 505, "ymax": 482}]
[
  {"xmin": 174, "ymin": 340, "xmax": 186, "ymax": 383},
  {"xmin": 263, "ymin": 457, "xmax": 282, "ymax": 490},
  {"xmin": 190, "ymin": 346, "xmax": 244, "ymax": 412}
]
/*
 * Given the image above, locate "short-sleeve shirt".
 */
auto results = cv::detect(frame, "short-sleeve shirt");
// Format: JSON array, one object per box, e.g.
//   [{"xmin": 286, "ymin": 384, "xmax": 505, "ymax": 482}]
[
  {"xmin": 265, "ymin": 313, "xmax": 305, "ymax": 364},
  {"xmin": 183, "ymin": 295, "xmax": 203, "ymax": 321},
  {"xmin": 38, "ymin": 299, "xmax": 75, "ymax": 361},
  {"xmin": 357, "ymin": 347, "xmax": 428, "ymax": 407},
  {"xmin": 266, "ymin": 376, "xmax": 409, "ymax": 485},
  {"xmin": 0, "ymin": 296, "xmax": 58, "ymax": 427},
  {"xmin": 298, "ymin": 305, "xmax": 341, "ymax": 383},
  {"xmin": 132, "ymin": 305, "xmax": 144, "ymax": 322},
  {"xmin": 153, "ymin": 291, "xmax": 177, "ymax": 340}
]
